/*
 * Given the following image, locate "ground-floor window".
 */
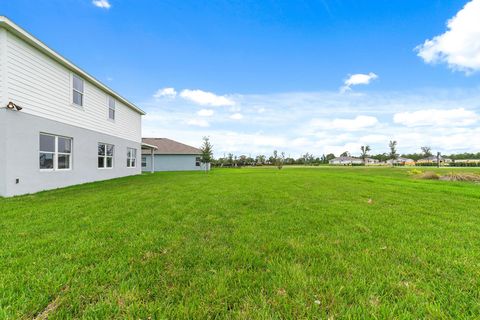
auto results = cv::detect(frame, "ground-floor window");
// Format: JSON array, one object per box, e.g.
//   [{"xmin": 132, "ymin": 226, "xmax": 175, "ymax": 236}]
[
  {"xmin": 196, "ymin": 156, "xmax": 201, "ymax": 167},
  {"xmin": 98, "ymin": 143, "xmax": 114, "ymax": 168},
  {"xmin": 127, "ymin": 148, "xmax": 137, "ymax": 168},
  {"xmin": 142, "ymin": 157, "xmax": 147, "ymax": 168},
  {"xmin": 39, "ymin": 133, "xmax": 72, "ymax": 171}
]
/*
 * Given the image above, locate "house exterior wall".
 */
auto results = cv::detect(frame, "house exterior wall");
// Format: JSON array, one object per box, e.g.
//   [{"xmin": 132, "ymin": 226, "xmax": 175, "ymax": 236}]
[
  {"xmin": 1, "ymin": 110, "xmax": 141, "ymax": 197},
  {"xmin": 0, "ymin": 109, "xmax": 6, "ymax": 196},
  {"xmin": 4, "ymin": 30, "xmax": 141, "ymax": 142},
  {"xmin": 142, "ymin": 154, "xmax": 206, "ymax": 172}
]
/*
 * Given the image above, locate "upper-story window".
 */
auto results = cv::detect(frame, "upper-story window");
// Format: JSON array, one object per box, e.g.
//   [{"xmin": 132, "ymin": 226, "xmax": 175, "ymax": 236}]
[
  {"xmin": 108, "ymin": 96, "xmax": 116, "ymax": 120},
  {"xmin": 72, "ymin": 75, "xmax": 84, "ymax": 107}
]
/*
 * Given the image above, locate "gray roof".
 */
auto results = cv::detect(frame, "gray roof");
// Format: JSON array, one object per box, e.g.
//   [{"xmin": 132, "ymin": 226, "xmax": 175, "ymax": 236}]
[{"xmin": 142, "ymin": 138, "xmax": 201, "ymax": 155}]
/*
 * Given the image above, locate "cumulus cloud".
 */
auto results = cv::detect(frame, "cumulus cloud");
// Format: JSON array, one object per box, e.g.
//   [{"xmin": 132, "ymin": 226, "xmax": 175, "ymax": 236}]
[
  {"xmin": 186, "ymin": 119, "xmax": 210, "ymax": 127},
  {"xmin": 230, "ymin": 113, "xmax": 244, "ymax": 120},
  {"xmin": 341, "ymin": 73, "xmax": 378, "ymax": 92},
  {"xmin": 141, "ymin": 89, "xmax": 480, "ymax": 157},
  {"xmin": 393, "ymin": 108, "xmax": 479, "ymax": 127},
  {"xmin": 180, "ymin": 89, "xmax": 235, "ymax": 106},
  {"xmin": 154, "ymin": 87, "xmax": 177, "ymax": 99},
  {"xmin": 197, "ymin": 109, "xmax": 214, "ymax": 117},
  {"xmin": 416, "ymin": 0, "xmax": 480, "ymax": 73},
  {"xmin": 311, "ymin": 115, "xmax": 379, "ymax": 131},
  {"xmin": 92, "ymin": 0, "xmax": 111, "ymax": 9}
]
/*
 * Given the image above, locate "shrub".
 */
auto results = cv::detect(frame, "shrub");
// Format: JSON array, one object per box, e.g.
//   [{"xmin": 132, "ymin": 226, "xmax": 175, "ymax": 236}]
[
  {"xmin": 408, "ymin": 169, "xmax": 423, "ymax": 175},
  {"xmin": 418, "ymin": 171, "xmax": 440, "ymax": 180}
]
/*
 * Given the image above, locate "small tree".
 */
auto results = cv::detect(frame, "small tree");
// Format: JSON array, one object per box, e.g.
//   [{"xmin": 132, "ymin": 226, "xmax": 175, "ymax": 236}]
[
  {"xmin": 360, "ymin": 145, "xmax": 371, "ymax": 165},
  {"xmin": 200, "ymin": 137, "xmax": 213, "ymax": 173},
  {"xmin": 340, "ymin": 151, "xmax": 350, "ymax": 157},
  {"xmin": 388, "ymin": 140, "xmax": 398, "ymax": 166},
  {"xmin": 421, "ymin": 146, "xmax": 432, "ymax": 157},
  {"xmin": 272, "ymin": 150, "xmax": 284, "ymax": 169}
]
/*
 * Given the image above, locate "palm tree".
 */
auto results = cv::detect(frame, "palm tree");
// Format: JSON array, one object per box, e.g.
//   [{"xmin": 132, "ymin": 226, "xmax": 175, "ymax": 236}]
[{"xmin": 360, "ymin": 145, "xmax": 371, "ymax": 165}]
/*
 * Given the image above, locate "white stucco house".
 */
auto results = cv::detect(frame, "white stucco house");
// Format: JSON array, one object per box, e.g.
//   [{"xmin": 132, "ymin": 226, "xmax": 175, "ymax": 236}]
[
  {"xmin": 0, "ymin": 17, "xmax": 153, "ymax": 197},
  {"xmin": 329, "ymin": 157, "xmax": 364, "ymax": 165},
  {"xmin": 141, "ymin": 138, "xmax": 209, "ymax": 172}
]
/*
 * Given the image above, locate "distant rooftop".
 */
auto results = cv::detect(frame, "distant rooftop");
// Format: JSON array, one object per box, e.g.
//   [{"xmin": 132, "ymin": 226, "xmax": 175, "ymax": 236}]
[{"xmin": 142, "ymin": 138, "xmax": 201, "ymax": 155}]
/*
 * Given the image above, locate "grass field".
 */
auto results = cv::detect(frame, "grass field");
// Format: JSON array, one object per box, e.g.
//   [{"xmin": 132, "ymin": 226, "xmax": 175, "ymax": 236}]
[{"xmin": 1, "ymin": 167, "xmax": 480, "ymax": 319}]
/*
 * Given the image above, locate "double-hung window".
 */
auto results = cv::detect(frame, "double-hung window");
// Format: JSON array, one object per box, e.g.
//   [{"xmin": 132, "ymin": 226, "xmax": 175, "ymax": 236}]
[
  {"xmin": 127, "ymin": 148, "xmax": 137, "ymax": 168},
  {"xmin": 142, "ymin": 157, "xmax": 147, "ymax": 168},
  {"xmin": 108, "ymin": 96, "xmax": 115, "ymax": 120},
  {"xmin": 196, "ymin": 157, "xmax": 201, "ymax": 167},
  {"xmin": 72, "ymin": 75, "xmax": 84, "ymax": 107},
  {"xmin": 39, "ymin": 133, "xmax": 72, "ymax": 171},
  {"xmin": 98, "ymin": 143, "xmax": 114, "ymax": 169}
]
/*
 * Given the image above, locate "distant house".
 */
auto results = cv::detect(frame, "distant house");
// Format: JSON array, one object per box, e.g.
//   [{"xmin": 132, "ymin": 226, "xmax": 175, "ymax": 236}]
[
  {"xmin": 365, "ymin": 158, "xmax": 380, "ymax": 165},
  {"xmin": 387, "ymin": 157, "xmax": 415, "ymax": 166},
  {"xmin": 141, "ymin": 138, "xmax": 209, "ymax": 172},
  {"xmin": 329, "ymin": 157, "xmax": 364, "ymax": 165},
  {"xmin": 417, "ymin": 156, "xmax": 453, "ymax": 165},
  {"xmin": 453, "ymin": 159, "xmax": 480, "ymax": 164}
]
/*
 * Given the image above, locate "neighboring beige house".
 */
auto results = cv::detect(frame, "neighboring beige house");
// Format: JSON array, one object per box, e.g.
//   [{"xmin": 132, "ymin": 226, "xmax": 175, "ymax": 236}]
[{"xmin": 417, "ymin": 156, "xmax": 453, "ymax": 165}]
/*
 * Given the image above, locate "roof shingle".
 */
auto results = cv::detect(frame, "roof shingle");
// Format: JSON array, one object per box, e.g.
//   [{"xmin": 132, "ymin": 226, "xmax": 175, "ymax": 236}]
[{"xmin": 142, "ymin": 138, "xmax": 201, "ymax": 155}]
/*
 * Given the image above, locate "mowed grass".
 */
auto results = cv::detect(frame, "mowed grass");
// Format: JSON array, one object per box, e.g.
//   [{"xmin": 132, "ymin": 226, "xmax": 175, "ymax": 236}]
[{"xmin": 1, "ymin": 167, "xmax": 480, "ymax": 319}]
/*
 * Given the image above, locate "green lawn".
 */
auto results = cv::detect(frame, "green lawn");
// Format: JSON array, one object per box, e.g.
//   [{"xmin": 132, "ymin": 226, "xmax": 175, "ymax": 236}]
[{"xmin": 1, "ymin": 167, "xmax": 480, "ymax": 319}]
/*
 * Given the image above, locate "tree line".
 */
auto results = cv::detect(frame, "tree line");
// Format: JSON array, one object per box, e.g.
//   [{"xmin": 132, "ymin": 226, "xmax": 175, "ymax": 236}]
[{"xmin": 200, "ymin": 138, "xmax": 480, "ymax": 168}]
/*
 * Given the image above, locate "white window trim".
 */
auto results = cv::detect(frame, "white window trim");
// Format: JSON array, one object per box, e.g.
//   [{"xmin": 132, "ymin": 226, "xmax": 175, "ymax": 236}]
[
  {"xmin": 98, "ymin": 143, "xmax": 114, "ymax": 169},
  {"xmin": 127, "ymin": 148, "xmax": 137, "ymax": 168},
  {"xmin": 107, "ymin": 96, "xmax": 116, "ymax": 121},
  {"xmin": 71, "ymin": 73, "xmax": 85, "ymax": 109},
  {"xmin": 39, "ymin": 133, "xmax": 73, "ymax": 172}
]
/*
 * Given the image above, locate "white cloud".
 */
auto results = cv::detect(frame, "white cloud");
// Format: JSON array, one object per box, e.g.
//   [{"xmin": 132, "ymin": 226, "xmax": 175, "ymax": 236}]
[
  {"xmin": 393, "ymin": 108, "xmax": 479, "ymax": 127},
  {"xmin": 341, "ymin": 73, "xmax": 378, "ymax": 92},
  {"xmin": 311, "ymin": 115, "xmax": 379, "ymax": 131},
  {"xmin": 197, "ymin": 109, "xmax": 214, "ymax": 117},
  {"xmin": 230, "ymin": 113, "xmax": 244, "ymax": 120},
  {"xmin": 141, "ymin": 88, "xmax": 480, "ymax": 157},
  {"xmin": 180, "ymin": 89, "xmax": 235, "ymax": 106},
  {"xmin": 416, "ymin": 0, "xmax": 480, "ymax": 73},
  {"xmin": 154, "ymin": 87, "xmax": 177, "ymax": 99},
  {"xmin": 92, "ymin": 0, "xmax": 111, "ymax": 9},
  {"xmin": 186, "ymin": 119, "xmax": 210, "ymax": 127}
]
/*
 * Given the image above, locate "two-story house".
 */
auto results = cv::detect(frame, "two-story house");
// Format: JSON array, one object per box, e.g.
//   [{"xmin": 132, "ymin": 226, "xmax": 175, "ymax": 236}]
[{"xmin": 0, "ymin": 17, "xmax": 149, "ymax": 197}]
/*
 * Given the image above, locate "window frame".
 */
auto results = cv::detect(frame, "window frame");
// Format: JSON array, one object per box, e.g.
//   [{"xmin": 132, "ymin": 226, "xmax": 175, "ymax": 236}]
[
  {"xmin": 141, "ymin": 156, "xmax": 147, "ymax": 168},
  {"xmin": 98, "ymin": 143, "xmax": 114, "ymax": 169},
  {"xmin": 39, "ymin": 133, "xmax": 73, "ymax": 172},
  {"xmin": 195, "ymin": 156, "xmax": 201, "ymax": 167},
  {"xmin": 107, "ymin": 96, "xmax": 116, "ymax": 121},
  {"xmin": 72, "ymin": 74, "xmax": 85, "ymax": 107},
  {"xmin": 127, "ymin": 148, "xmax": 137, "ymax": 168}
]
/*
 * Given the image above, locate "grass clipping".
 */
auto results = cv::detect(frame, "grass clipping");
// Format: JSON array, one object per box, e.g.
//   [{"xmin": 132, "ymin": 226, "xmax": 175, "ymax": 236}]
[{"xmin": 410, "ymin": 170, "xmax": 480, "ymax": 182}]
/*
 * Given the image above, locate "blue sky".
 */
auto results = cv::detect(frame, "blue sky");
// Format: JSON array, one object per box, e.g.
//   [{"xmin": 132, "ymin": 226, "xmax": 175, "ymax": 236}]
[{"xmin": 2, "ymin": 0, "xmax": 480, "ymax": 157}]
